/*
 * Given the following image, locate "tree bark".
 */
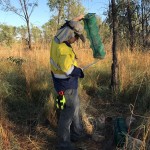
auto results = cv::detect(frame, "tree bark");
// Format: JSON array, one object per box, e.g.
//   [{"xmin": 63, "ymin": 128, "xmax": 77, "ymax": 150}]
[
  {"xmin": 111, "ymin": 0, "xmax": 119, "ymax": 92},
  {"xmin": 144, "ymin": 0, "xmax": 150, "ymax": 48},
  {"xmin": 26, "ymin": 18, "xmax": 31, "ymax": 49},
  {"xmin": 141, "ymin": 0, "xmax": 145, "ymax": 47},
  {"xmin": 57, "ymin": 1, "xmax": 64, "ymax": 27},
  {"xmin": 20, "ymin": 0, "xmax": 32, "ymax": 49},
  {"xmin": 127, "ymin": 0, "xmax": 134, "ymax": 51}
]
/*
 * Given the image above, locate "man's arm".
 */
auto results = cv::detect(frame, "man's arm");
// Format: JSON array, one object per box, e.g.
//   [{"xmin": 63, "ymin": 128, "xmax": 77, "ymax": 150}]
[
  {"xmin": 69, "ymin": 66, "xmax": 84, "ymax": 78},
  {"xmin": 72, "ymin": 15, "xmax": 84, "ymax": 21},
  {"xmin": 58, "ymin": 54, "xmax": 84, "ymax": 78}
]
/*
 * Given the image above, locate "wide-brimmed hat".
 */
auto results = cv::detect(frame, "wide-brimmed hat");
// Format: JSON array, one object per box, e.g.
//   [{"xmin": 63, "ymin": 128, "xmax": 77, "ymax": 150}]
[
  {"xmin": 68, "ymin": 20, "xmax": 85, "ymax": 43},
  {"xmin": 54, "ymin": 20, "xmax": 85, "ymax": 43}
]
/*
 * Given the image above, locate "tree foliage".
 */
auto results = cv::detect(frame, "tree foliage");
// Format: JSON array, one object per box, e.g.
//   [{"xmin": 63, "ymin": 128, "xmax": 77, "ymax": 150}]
[
  {"xmin": 31, "ymin": 25, "xmax": 42, "ymax": 43},
  {"xmin": 47, "ymin": 0, "xmax": 85, "ymax": 26},
  {"xmin": 0, "ymin": 24, "xmax": 17, "ymax": 46},
  {"xmin": 1, "ymin": 0, "xmax": 38, "ymax": 49},
  {"xmin": 106, "ymin": 0, "xmax": 150, "ymax": 50},
  {"xmin": 16, "ymin": 25, "xmax": 27, "ymax": 40},
  {"xmin": 42, "ymin": 16, "xmax": 58, "ymax": 43}
]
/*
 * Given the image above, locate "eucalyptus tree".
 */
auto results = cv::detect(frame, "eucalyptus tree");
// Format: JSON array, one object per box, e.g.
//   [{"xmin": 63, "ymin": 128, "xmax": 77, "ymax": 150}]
[
  {"xmin": 64, "ymin": 0, "xmax": 85, "ymax": 20},
  {"xmin": 0, "ymin": 24, "xmax": 17, "ymax": 46},
  {"xmin": 141, "ymin": 0, "xmax": 150, "ymax": 48},
  {"xmin": 1, "ymin": 0, "xmax": 38, "ymax": 49},
  {"xmin": 47, "ymin": 0, "xmax": 68, "ymax": 26},
  {"xmin": 42, "ymin": 16, "xmax": 58, "ymax": 43},
  {"xmin": 31, "ymin": 25, "xmax": 42, "ymax": 43},
  {"xmin": 110, "ymin": 0, "xmax": 119, "ymax": 92},
  {"xmin": 47, "ymin": 0, "xmax": 85, "ymax": 27},
  {"xmin": 106, "ymin": 0, "xmax": 142, "ymax": 51},
  {"xmin": 16, "ymin": 25, "xmax": 27, "ymax": 41}
]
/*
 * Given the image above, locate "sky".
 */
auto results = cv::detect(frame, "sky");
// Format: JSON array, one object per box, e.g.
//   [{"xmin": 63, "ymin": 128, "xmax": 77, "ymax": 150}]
[{"xmin": 0, "ymin": 0, "xmax": 109, "ymax": 27}]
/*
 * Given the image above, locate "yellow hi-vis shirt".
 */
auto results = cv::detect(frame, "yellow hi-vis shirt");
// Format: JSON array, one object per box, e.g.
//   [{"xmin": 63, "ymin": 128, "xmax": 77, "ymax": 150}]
[{"xmin": 50, "ymin": 39, "xmax": 77, "ymax": 78}]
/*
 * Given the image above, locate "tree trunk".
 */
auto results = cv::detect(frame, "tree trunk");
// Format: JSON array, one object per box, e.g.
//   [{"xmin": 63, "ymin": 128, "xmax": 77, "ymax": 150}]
[
  {"xmin": 145, "ymin": 0, "xmax": 149, "ymax": 48},
  {"xmin": 57, "ymin": 1, "xmax": 63, "ymax": 27},
  {"xmin": 57, "ymin": 5, "xmax": 61, "ymax": 26},
  {"xmin": 141, "ymin": 0, "xmax": 145, "ymax": 47},
  {"xmin": 145, "ymin": 17, "xmax": 150, "ymax": 47},
  {"xmin": 23, "ymin": 0, "xmax": 32, "ymax": 50},
  {"xmin": 26, "ymin": 18, "xmax": 31, "ymax": 49},
  {"xmin": 127, "ymin": 0, "xmax": 134, "ymax": 51},
  {"xmin": 67, "ymin": 0, "xmax": 71, "ymax": 20},
  {"xmin": 111, "ymin": 0, "xmax": 119, "ymax": 92}
]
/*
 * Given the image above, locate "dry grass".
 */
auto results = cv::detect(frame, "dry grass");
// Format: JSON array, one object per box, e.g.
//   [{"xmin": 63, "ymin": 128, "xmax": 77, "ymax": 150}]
[
  {"xmin": 119, "ymin": 50, "xmax": 150, "ymax": 90},
  {"xmin": 0, "ymin": 43, "xmax": 150, "ymax": 149}
]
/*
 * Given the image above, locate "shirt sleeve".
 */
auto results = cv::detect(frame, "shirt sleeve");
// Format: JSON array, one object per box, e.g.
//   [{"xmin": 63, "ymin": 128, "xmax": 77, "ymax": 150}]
[{"xmin": 69, "ymin": 66, "xmax": 84, "ymax": 78}]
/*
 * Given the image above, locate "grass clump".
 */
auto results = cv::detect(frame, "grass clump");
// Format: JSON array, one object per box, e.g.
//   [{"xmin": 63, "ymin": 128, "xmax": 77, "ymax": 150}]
[{"xmin": 0, "ymin": 47, "xmax": 150, "ymax": 149}]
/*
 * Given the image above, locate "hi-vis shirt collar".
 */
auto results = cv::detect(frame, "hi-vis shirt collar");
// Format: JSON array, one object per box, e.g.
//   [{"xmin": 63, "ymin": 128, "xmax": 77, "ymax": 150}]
[{"xmin": 63, "ymin": 41, "xmax": 72, "ymax": 48}]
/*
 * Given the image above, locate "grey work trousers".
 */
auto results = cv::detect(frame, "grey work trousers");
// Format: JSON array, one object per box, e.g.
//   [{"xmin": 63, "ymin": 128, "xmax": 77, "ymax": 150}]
[{"xmin": 57, "ymin": 89, "xmax": 83, "ymax": 149}]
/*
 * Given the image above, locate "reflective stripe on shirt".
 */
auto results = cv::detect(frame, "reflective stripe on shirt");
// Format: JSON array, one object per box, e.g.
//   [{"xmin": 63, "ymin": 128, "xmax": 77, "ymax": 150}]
[
  {"xmin": 66, "ymin": 65, "xmax": 74, "ymax": 75},
  {"xmin": 50, "ymin": 58, "xmax": 61, "ymax": 70},
  {"xmin": 53, "ymin": 74, "xmax": 69, "ymax": 79},
  {"xmin": 50, "ymin": 58, "xmax": 75, "ymax": 79}
]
